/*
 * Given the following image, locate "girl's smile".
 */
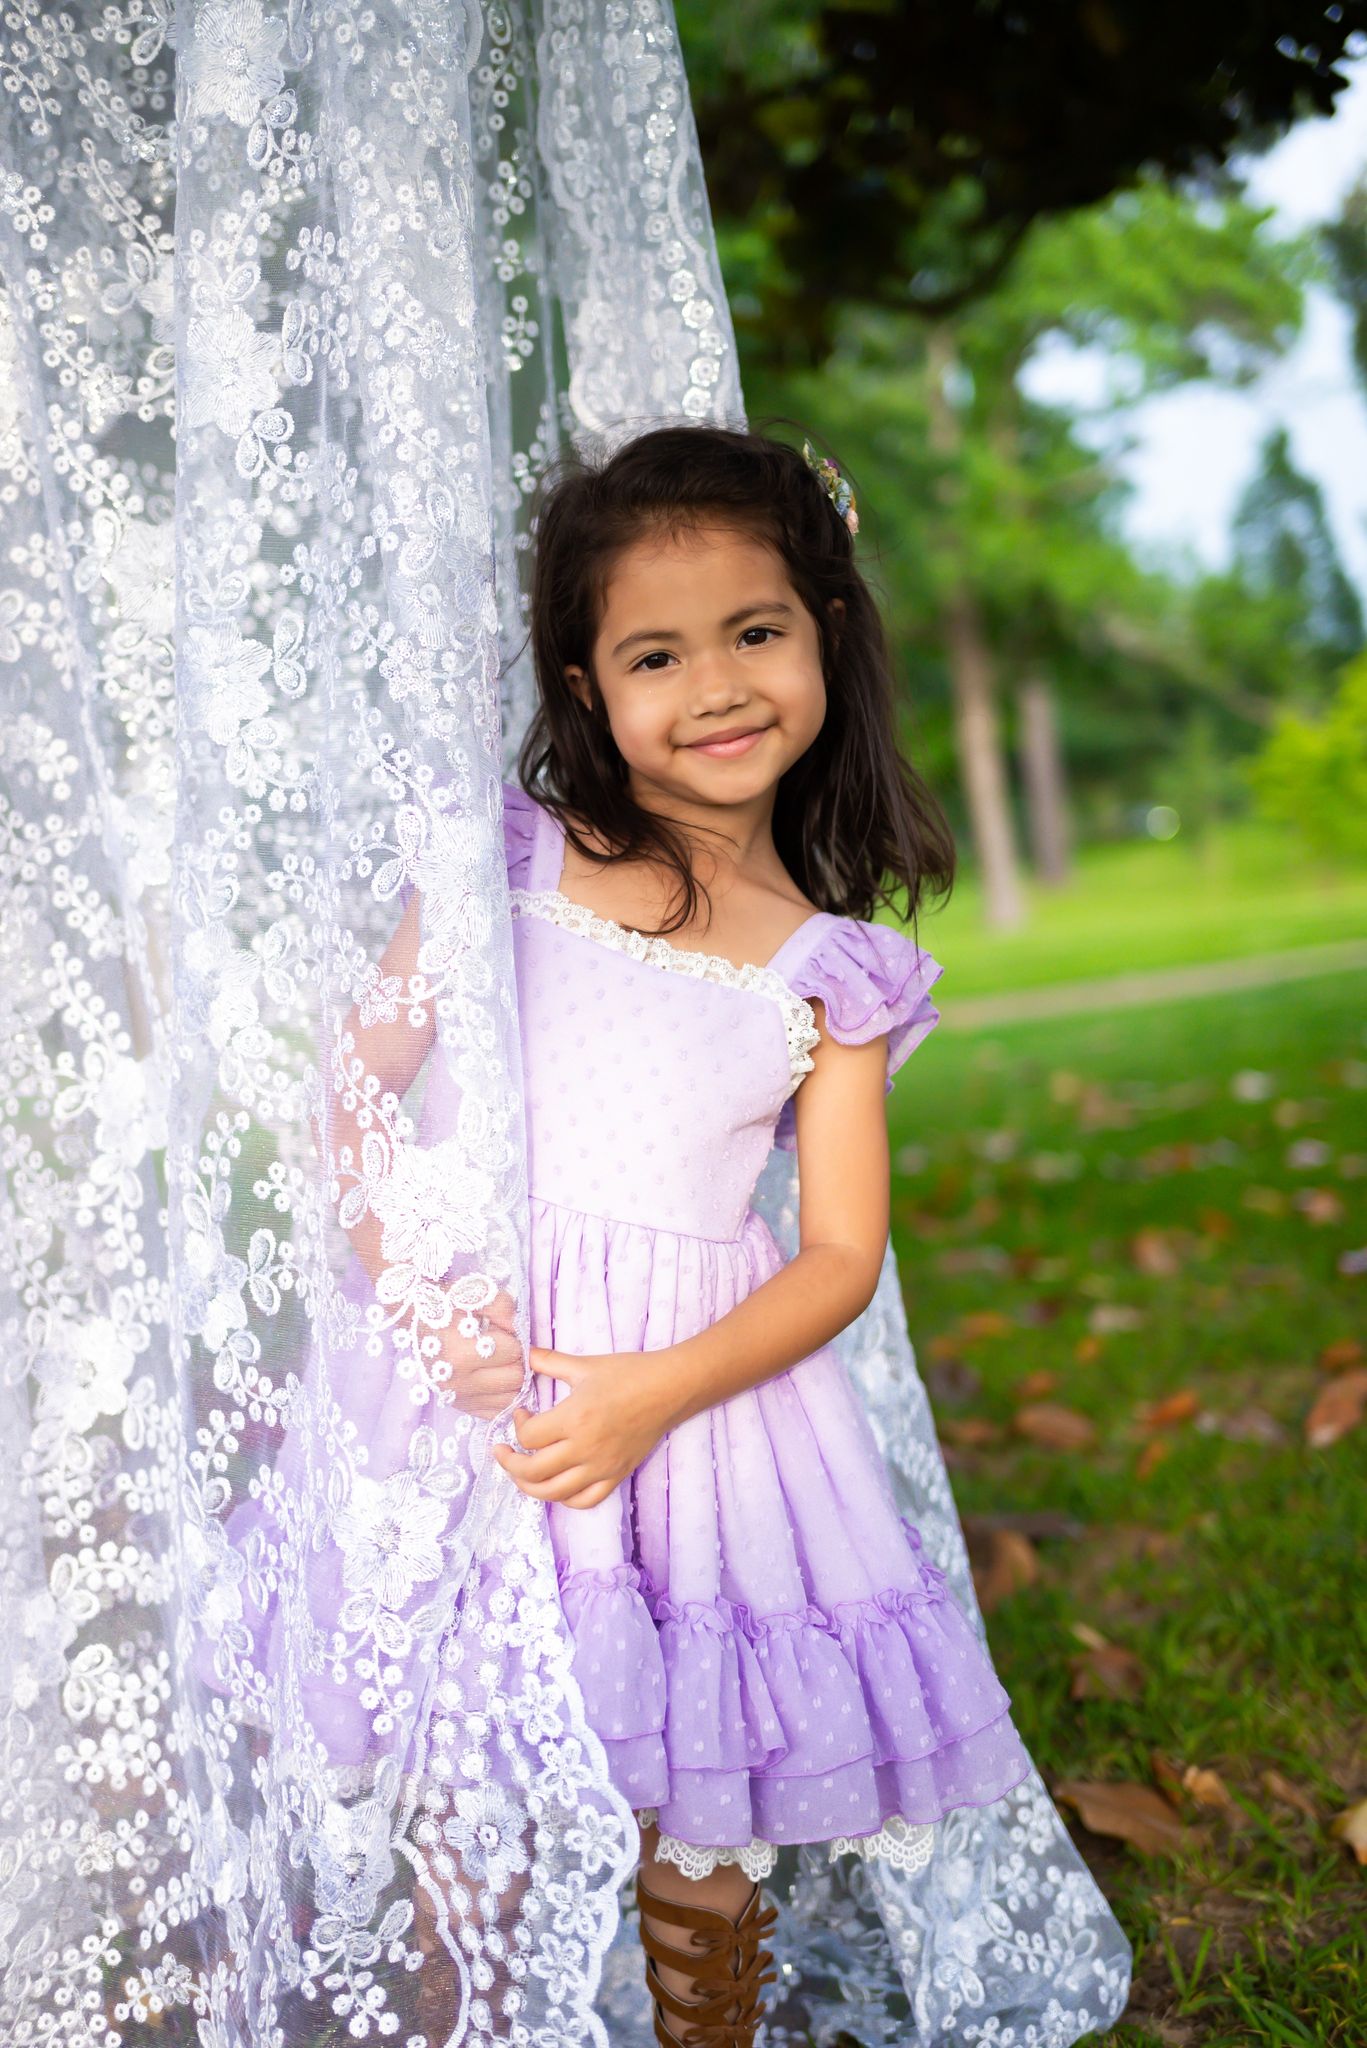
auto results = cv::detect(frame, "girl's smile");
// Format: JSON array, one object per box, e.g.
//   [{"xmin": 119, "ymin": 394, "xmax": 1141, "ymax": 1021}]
[{"xmin": 683, "ymin": 723, "xmax": 774, "ymax": 758}]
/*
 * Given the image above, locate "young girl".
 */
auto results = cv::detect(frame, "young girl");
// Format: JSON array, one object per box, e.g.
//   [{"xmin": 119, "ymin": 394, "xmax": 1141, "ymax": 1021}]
[{"xmin": 471, "ymin": 422, "xmax": 1033, "ymax": 2045}]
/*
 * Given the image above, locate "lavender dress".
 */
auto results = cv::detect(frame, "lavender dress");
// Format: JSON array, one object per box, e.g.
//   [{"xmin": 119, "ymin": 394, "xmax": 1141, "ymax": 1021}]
[{"xmin": 497, "ymin": 782, "xmax": 1030, "ymax": 1879}]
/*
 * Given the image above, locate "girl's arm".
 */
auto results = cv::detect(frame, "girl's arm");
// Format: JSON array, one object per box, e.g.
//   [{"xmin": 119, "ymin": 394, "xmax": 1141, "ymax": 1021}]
[
  {"xmin": 493, "ymin": 1003, "xmax": 893, "ymax": 1506},
  {"xmin": 311, "ymin": 889, "xmax": 523, "ymax": 1417},
  {"xmin": 309, "ymin": 889, "xmax": 435, "ymax": 1294}
]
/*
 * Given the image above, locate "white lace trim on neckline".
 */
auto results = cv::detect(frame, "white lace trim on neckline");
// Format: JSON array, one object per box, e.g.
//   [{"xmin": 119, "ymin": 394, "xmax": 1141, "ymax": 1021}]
[
  {"xmin": 635, "ymin": 1810, "xmax": 937, "ymax": 1883},
  {"xmin": 509, "ymin": 886, "xmax": 821, "ymax": 1089}
]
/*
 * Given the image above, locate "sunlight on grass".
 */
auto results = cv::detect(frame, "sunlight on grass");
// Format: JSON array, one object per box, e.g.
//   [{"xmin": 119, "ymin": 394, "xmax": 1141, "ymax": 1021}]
[{"xmin": 895, "ymin": 821, "xmax": 1367, "ymax": 1000}]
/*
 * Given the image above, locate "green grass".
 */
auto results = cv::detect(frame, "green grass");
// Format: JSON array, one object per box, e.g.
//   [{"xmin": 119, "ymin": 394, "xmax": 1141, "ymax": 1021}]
[
  {"xmin": 888, "ymin": 968, "xmax": 1366, "ymax": 2047},
  {"xmin": 895, "ymin": 820, "xmax": 1367, "ymax": 998}
]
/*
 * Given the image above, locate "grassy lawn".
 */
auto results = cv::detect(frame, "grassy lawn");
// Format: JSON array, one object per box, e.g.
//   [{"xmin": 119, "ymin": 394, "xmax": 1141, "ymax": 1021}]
[
  {"xmin": 888, "ymin": 967, "xmax": 1365, "ymax": 2047},
  {"xmin": 902, "ymin": 821, "xmax": 1367, "ymax": 999}
]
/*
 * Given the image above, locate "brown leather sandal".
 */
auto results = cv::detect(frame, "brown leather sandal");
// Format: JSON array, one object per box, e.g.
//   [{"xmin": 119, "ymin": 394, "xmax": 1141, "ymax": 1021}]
[{"xmin": 635, "ymin": 1868, "xmax": 779, "ymax": 2048}]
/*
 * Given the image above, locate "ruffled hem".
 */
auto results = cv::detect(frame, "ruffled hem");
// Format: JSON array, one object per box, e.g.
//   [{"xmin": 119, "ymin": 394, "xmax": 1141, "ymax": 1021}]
[{"xmin": 555, "ymin": 1550, "xmax": 1028, "ymax": 1847}]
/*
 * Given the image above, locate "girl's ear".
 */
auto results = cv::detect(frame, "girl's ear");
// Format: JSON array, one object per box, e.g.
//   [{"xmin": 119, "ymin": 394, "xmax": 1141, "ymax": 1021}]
[{"xmin": 565, "ymin": 663, "xmax": 593, "ymax": 715}]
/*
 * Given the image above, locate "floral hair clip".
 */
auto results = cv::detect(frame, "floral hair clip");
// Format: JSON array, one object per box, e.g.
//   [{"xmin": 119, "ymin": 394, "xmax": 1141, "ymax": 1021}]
[{"xmin": 802, "ymin": 439, "xmax": 859, "ymax": 537}]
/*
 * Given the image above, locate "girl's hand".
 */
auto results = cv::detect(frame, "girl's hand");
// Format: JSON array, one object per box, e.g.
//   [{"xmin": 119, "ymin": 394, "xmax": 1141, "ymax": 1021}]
[
  {"xmin": 442, "ymin": 1290, "xmax": 527, "ymax": 1421},
  {"xmin": 491, "ymin": 1346, "xmax": 676, "ymax": 1510}
]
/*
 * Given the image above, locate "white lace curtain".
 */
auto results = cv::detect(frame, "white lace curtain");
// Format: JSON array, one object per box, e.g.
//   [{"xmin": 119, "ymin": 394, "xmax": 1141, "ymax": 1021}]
[{"xmin": 0, "ymin": 3, "xmax": 1131, "ymax": 2042}]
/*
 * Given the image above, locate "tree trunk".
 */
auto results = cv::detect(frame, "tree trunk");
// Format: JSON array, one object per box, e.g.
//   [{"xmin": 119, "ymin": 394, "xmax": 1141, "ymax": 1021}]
[
  {"xmin": 1016, "ymin": 671, "xmax": 1072, "ymax": 884},
  {"xmin": 926, "ymin": 324, "xmax": 1026, "ymax": 931},
  {"xmin": 944, "ymin": 588, "xmax": 1027, "ymax": 928}
]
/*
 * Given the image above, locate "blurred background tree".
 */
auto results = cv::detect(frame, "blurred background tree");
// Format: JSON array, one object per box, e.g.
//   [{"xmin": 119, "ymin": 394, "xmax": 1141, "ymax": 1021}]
[{"xmin": 676, "ymin": 0, "xmax": 1367, "ymax": 925}]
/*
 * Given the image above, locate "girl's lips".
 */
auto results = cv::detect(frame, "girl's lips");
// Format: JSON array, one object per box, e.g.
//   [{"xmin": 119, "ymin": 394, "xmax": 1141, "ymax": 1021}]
[{"xmin": 685, "ymin": 727, "xmax": 771, "ymax": 758}]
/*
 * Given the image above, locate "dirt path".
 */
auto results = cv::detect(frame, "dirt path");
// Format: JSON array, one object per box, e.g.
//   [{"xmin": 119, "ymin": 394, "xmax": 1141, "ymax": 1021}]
[{"xmin": 947, "ymin": 936, "xmax": 1367, "ymax": 1031}]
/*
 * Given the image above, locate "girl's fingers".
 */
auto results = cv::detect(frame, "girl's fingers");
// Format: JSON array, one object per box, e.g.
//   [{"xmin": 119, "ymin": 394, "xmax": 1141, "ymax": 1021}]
[
  {"xmin": 508, "ymin": 1404, "xmax": 563, "ymax": 1450},
  {"xmin": 497, "ymin": 1439, "xmax": 582, "ymax": 1484},
  {"xmin": 561, "ymin": 1480, "xmax": 616, "ymax": 1511},
  {"xmin": 462, "ymin": 1367, "xmax": 528, "ymax": 1399},
  {"xmin": 527, "ymin": 1347, "xmax": 576, "ymax": 1382},
  {"xmin": 498, "ymin": 1457, "xmax": 598, "ymax": 1503}
]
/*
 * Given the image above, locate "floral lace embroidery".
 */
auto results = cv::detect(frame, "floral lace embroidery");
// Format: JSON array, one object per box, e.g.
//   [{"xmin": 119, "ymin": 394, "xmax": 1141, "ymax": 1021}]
[
  {"xmin": 636, "ymin": 1810, "xmax": 937, "ymax": 1883},
  {"xmin": 508, "ymin": 886, "xmax": 822, "ymax": 1089}
]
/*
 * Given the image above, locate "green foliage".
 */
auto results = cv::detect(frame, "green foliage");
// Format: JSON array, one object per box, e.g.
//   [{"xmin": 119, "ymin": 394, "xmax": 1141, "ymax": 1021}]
[
  {"xmin": 1321, "ymin": 174, "xmax": 1367, "ymax": 393},
  {"xmin": 1246, "ymin": 653, "xmax": 1367, "ymax": 861},
  {"xmin": 1233, "ymin": 427, "xmax": 1364, "ymax": 678},
  {"xmin": 677, "ymin": 0, "xmax": 1358, "ymax": 360},
  {"xmin": 970, "ymin": 183, "xmax": 1309, "ymax": 394}
]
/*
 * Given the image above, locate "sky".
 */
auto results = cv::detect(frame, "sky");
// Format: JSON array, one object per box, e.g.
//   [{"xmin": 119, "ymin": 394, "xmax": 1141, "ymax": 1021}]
[{"xmin": 1023, "ymin": 59, "xmax": 1367, "ymax": 593}]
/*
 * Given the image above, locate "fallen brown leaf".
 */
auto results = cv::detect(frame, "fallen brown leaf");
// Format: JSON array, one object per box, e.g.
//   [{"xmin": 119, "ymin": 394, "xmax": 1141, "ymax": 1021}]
[
  {"xmin": 1297, "ymin": 1186, "xmax": 1345, "ymax": 1225},
  {"xmin": 1198, "ymin": 1208, "xmax": 1234, "ymax": 1241},
  {"xmin": 1009, "ymin": 1246, "xmax": 1046, "ymax": 1278},
  {"xmin": 940, "ymin": 1417, "xmax": 1002, "ymax": 1448},
  {"xmin": 1054, "ymin": 1780, "xmax": 1199, "ymax": 1858},
  {"xmin": 1074, "ymin": 1334, "xmax": 1103, "ymax": 1366},
  {"xmin": 1013, "ymin": 1402, "xmax": 1098, "ymax": 1451},
  {"xmin": 1143, "ymin": 1389, "xmax": 1200, "ymax": 1430},
  {"xmin": 1069, "ymin": 1636, "xmax": 1146, "ymax": 1701},
  {"xmin": 1136, "ymin": 1438, "xmax": 1171, "ymax": 1480},
  {"xmin": 1182, "ymin": 1765, "xmax": 1234, "ymax": 1811},
  {"xmin": 1019, "ymin": 1295, "xmax": 1068, "ymax": 1327},
  {"xmin": 1130, "ymin": 1227, "xmax": 1182, "ymax": 1276},
  {"xmin": 959, "ymin": 1310, "xmax": 1015, "ymax": 1341},
  {"xmin": 1304, "ymin": 1368, "xmax": 1367, "ymax": 1449},
  {"xmin": 1328, "ymin": 1798, "xmax": 1367, "ymax": 1864},
  {"xmin": 968, "ymin": 1528, "xmax": 1039, "ymax": 1613},
  {"xmin": 925, "ymin": 1358, "xmax": 982, "ymax": 1408},
  {"xmin": 1319, "ymin": 1338, "xmax": 1365, "ymax": 1374},
  {"xmin": 1015, "ymin": 1368, "xmax": 1058, "ymax": 1399},
  {"xmin": 1261, "ymin": 1769, "xmax": 1318, "ymax": 1820}
]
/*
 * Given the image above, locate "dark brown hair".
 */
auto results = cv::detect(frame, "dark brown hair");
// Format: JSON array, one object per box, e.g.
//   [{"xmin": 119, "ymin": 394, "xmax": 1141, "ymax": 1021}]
[{"xmin": 516, "ymin": 419, "xmax": 955, "ymax": 940}]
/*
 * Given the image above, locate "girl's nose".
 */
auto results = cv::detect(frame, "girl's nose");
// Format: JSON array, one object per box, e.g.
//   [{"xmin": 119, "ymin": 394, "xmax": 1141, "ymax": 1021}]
[{"xmin": 689, "ymin": 649, "xmax": 751, "ymax": 710}]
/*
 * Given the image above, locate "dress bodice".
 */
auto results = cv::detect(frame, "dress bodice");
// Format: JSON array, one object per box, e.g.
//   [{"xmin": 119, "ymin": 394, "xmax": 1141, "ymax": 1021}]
[
  {"xmin": 496, "ymin": 783, "xmax": 945, "ymax": 1244},
  {"xmin": 512, "ymin": 898, "xmax": 818, "ymax": 1241}
]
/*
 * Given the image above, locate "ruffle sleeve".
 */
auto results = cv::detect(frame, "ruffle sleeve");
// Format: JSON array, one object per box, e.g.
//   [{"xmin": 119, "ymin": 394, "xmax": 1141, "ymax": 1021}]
[
  {"xmin": 500, "ymin": 777, "xmax": 541, "ymax": 888},
  {"xmin": 774, "ymin": 918, "xmax": 943, "ymax": 1152}
]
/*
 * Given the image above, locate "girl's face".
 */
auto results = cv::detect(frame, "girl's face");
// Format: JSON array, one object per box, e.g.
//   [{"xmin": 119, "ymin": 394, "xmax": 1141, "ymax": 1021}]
[{"xmin": 565, "ymin": 521, "xmax": 836, "ymax": 812}]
